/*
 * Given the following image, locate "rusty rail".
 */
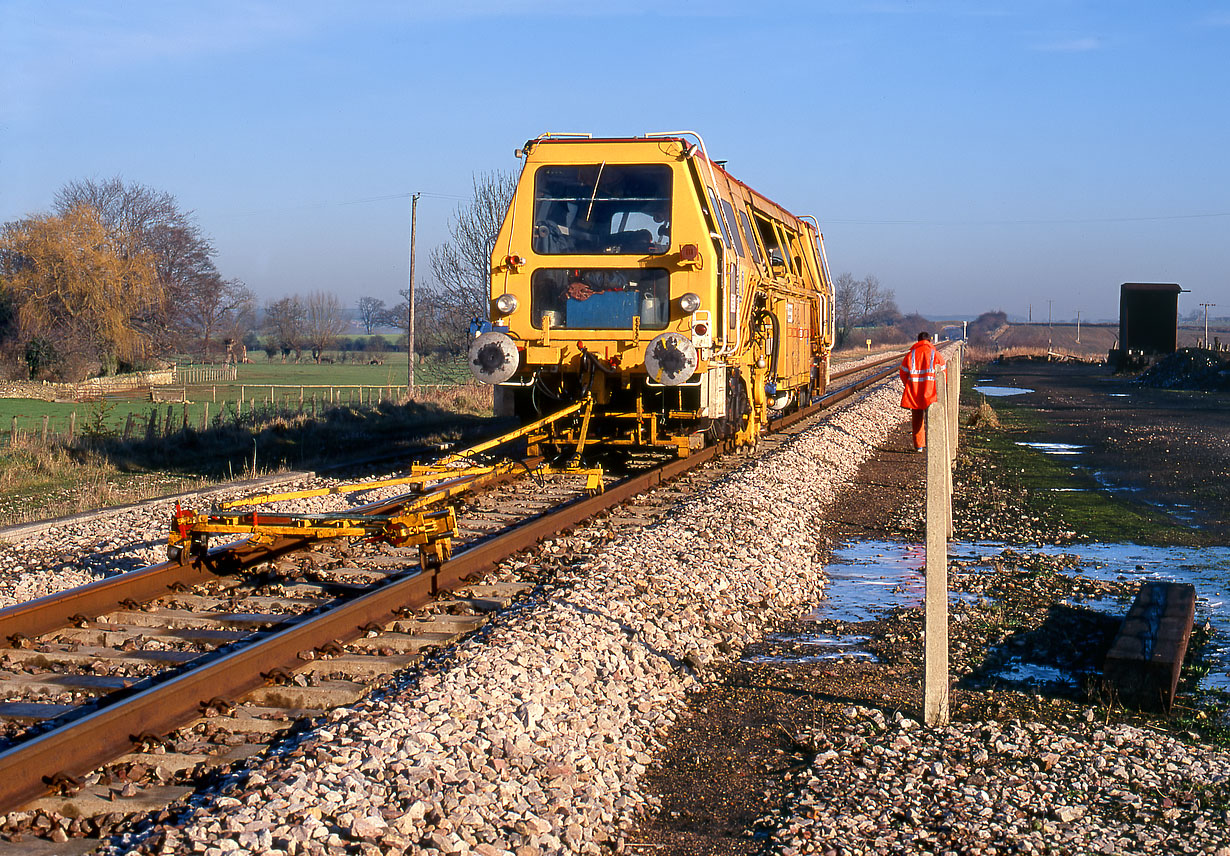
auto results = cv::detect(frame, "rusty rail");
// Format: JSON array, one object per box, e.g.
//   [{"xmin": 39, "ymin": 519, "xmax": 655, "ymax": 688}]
[{"xmin": 0, "ymin": 355, "xmax": 902, "ymax": 813}]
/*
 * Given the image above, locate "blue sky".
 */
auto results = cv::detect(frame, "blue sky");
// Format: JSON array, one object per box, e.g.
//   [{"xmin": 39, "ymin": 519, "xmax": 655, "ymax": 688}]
[{"xmin": 2, "ymin": 1, "xmax": 1227, "ymax": 322}]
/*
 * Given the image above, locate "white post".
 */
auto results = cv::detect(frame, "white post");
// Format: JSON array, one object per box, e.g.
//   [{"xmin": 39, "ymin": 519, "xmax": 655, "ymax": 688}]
[{"xmin": 924, "ymin": 376, "xmax": 951, "ymax": 727}]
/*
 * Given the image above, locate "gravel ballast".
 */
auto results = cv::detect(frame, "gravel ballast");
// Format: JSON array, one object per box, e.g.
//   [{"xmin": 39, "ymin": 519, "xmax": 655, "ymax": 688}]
[{"xmin": 95, "ymin": 383, "xmax": 905, "ymax": 855}]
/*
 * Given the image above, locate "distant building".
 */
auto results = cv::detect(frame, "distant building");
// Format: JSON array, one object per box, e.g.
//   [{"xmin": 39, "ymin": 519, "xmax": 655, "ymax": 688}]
[{"xmin": 1112, "ymin": 282, "xmax": 1183, "ymax": 367}]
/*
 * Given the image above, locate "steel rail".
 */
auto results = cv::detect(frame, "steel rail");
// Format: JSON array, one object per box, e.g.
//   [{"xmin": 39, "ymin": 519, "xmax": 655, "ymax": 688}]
[
  {"xmin": 0, "ymin": 464, "xmax": 531, "ymax": 646},
  {"xmin": 0, "ymin": 356, "xmax": 903, "ymax": 813}
]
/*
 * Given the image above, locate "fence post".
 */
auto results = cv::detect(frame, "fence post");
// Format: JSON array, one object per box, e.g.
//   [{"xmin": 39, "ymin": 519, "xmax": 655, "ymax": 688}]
[
  {"xmin": 201, "ymin": 403, "xmax": 210, "ymax": 431},
  {"xmin": 41, "ymin": 415, "xmax": 49, "ymax": 444},
  {"xmin": 10, "ymin": 416, "xmax": 16, "ymax": 446},
  {"xmin": 924, "ymin": 377, "xmax": 951, "ymax": 727},
  {"xmin": 299, "ymin": 386, "xmax": 304, "ymax": 405},
  {"xmin": 948, "ymin": 345, "xmax": 962, "ymax": 459},
  {"xmin": 68, "ymin": 412, "xmax": 76, "ymax": 444},
  {"xmin": 213, "ymin": 385, "xmax": 217, "ymax": 403},
  {"xmin": 123, "ymin": 412, "xmax": 135, "ymax": 441}
]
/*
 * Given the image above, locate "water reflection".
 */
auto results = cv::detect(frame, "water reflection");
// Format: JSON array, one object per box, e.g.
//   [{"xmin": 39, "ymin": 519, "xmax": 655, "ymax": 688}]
[
  {"xmin": 756, "ymin": 540, "xmax": 1230, "ymax": 693},
  {"xmin": 972, "ymin": 385, "xmax": 1035, "ymax": 397}
]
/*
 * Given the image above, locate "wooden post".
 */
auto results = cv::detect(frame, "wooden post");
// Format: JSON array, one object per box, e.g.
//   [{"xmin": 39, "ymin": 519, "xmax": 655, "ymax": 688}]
[
  {"xmin": 924, "ymin": 377, "xmax": 951, "ymax": 727},
  {"xmin": 146, "ymin": 410, "xmax": 156, "ymax": 442},
  {"xmin": 201, "ymin": 403, "xmax": 210, "ymax": 431},
  {"xmin": 299, "ymin": 386, "xmax": 304, "ymax": 405},
  {"xmin": 68, "ymin": 412, "xmax": 76, "ymax": 443},
  {"xmin": 240, "ymin": 385, "xmax": 246, "ymax": 409},
  {"xmin": 10, "ymin": 416, "xmax": 17, "ymax": 446},
  {"xmin": 41, "ymin": 415, "xmax": 49, "ymax": 444},
  {"xmin": 213, "ymin": 385, "xmax": 217, "ymax": 403},
  {"xmin": 123, "ymin": 413, "xmax": 134, "ymax": 441}
]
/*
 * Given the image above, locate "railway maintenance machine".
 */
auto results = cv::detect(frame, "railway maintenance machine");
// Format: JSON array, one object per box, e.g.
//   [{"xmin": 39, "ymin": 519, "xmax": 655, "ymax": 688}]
[{"xmin": 468, "ymin": 132, "xmax": 836, "ymax": 457}]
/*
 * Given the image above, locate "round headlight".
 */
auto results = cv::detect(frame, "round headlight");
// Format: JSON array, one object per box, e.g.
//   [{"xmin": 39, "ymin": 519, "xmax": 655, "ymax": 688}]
[
  {"xmin": 494, "ymin": 293, "xmax": 519, "ymax": 315},
  {"xmin": 679, "ymin": 292, "xmax": 701, "ymax": 314}
]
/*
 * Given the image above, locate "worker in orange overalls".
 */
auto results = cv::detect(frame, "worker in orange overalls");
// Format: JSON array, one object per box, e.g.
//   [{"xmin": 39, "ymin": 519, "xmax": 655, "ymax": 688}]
[{"xmin": 900, "ymin": 331, "xmax": 946, "ymax": 451}]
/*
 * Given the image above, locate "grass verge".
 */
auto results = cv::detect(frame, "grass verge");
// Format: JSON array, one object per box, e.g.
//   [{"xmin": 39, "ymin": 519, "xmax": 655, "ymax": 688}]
[
  {"xmin": 959, "ymin": 376, "xmax": 1195, "ymax": 546},
  {"xmin": 0, "ymin": 385, "xmax": 500, "ymax": 527}
]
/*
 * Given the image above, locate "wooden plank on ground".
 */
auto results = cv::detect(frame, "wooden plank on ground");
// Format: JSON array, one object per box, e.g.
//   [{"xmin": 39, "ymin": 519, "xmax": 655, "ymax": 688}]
[{"xmin": 1103, "ymin": 581, "xmax": 1196, "ymax": 711}]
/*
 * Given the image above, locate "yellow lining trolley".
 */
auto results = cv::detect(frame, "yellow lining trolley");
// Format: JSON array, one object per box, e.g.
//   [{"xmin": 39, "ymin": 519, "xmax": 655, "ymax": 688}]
[{"xmin": 469, "ymin": 131, "xmax": 835, "ymax": 456}]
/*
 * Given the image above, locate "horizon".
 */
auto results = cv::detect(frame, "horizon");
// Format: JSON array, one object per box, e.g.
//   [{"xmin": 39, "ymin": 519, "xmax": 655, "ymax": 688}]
[{"xmin": 3, "ymin": 1, "xmax": 1228, "ymax": 322}]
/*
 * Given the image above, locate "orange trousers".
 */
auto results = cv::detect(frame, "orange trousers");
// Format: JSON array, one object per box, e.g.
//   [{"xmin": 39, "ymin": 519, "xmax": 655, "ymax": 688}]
[{"xmin": 910, "ymin": 408, "xmax": 926, "ymax": 450}]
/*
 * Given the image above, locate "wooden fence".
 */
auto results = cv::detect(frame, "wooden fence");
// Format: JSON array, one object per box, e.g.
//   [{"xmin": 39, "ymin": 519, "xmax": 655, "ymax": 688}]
[
  {"xmin": 174, "ymin": 364, "xmax": 239, "ymax": 384},
  {"xmin": 1, "ymin": 387, "xmax": 415, "ymax": 450},
  {"xmin": 148, "ymin": 384, "xmax": 410, "ymax": 406}
]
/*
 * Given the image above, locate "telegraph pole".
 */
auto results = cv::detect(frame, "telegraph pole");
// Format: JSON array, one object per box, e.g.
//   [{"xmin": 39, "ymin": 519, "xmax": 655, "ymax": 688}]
[
  {"xmin": 1047, "ymin": 300, "xmax": 1053, "ymax": 351},
  {"xmin": 1076, "ymin": 310, "xmax": 1081, "ymax": 344},
  {"xmin": 408, "ymin": 192, "xmax": 421, "ymax": 394},
  {"xmin": 1200, "ymin": 303, "xmax": 1216, "ymax": 348}
]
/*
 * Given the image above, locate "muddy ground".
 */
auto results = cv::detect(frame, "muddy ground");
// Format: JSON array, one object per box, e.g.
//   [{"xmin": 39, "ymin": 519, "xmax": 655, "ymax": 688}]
[{"xmin": 627, "ymin": 359, "xmax": 1229, "ymax": 855}]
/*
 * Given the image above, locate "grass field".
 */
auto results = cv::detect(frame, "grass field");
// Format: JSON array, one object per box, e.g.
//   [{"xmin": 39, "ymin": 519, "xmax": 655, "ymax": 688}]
[{"xmin": 0, "ymin": 354, "xmax": 475, "ymax": 444}]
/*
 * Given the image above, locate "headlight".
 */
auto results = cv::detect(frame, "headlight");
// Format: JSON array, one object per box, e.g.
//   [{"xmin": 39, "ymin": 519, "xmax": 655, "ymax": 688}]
[
  {"xmin": 495, "ymin": 293, "xmax": 519, "ymax": 315},
  {"xmin": 679, "ymin": 292, "xmax": 701, "ymax": 314}
]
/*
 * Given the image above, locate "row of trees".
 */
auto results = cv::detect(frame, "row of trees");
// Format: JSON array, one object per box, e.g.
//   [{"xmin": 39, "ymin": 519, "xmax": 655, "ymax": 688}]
[
  {"xmin": 8, "ymin": 169, "xmax": 927, "ymax": 376},
  {"xmin": 831, "ymin": 272, "xmax": 934, "ymax": 347},
  {"xmin": 0, "ymin": 178, "xmax": 256, "ymax": 380},
  {"xmin": 0, "ymin": 174, "xmax": 485, "ymax": 379}
]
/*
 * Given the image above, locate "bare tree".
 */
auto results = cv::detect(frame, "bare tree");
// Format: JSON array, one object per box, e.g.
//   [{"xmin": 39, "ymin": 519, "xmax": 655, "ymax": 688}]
[
  {"xmin": 384, "ymin": 281, "xmax": 470, "ymax": 362},
  {"xmin": 856, "ymin": 274, "xmax": 895, "ymax": 324},
  {"xmin": 179, "ymin": 275, "xmax": 256, "ymax": 360},
  {"xmin": 429, "ymin": 171, "xmax": 519, "ymax": 320},
  {"xmin": 54, "ymin": 177, "xmax": 236, "ymax": 357},
  {"xmin": 54, "ymin": 177, "xmax": 191, "ymax": 263},
  {"xmin": 833, "ymin": 272, "xmax": 859, "ymax": 346},
  {"xmin": 356, "ymin": 296, "xmax": 386, "ymax": 334},
  {"xmin": 262, "ymin": 296, "xmax": 306, "ymax": 362},
  {"xmin": 303, "ymin": 291, "xmax": 348, "ymax": 363}
]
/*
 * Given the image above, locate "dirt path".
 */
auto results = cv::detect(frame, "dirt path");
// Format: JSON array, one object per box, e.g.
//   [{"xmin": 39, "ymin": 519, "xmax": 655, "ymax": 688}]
[{"xmin": 628, "ymin": 358, "xmax": 1230, "ymax": 854}]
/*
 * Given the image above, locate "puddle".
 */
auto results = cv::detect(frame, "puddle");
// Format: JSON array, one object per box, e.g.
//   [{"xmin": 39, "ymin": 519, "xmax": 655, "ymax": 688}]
[
  {"xmin": 754, "ymin": 538, "xmax": 1230, "ymax": 694},
  {"xmin": 994, "ymin": 660, "xmax": 1080, "ymax": 689},
  {"xmin": 744, "ymin": 631, "xmax": 880, "ymax": 666},
  {"xmin": 1016, "ymin": 441, "xmax": 1086, "ymax": 456},
  {"xmin": 956, "ymin": 541, "xmax": 1230, "ymax": 693},
  {"xmin": 807, "ymin": 541, "xmax": 928, "ymax": 623},
  {"xmin": 745, "ymin": 542, "xmax": 979, "ymax": 665},
  {"xmin": 1087, "ymin": 471, "xmax": 1203, "ymax": 524},
  {"xmin": 972, "ymin": 385, "xmax": 1034, "ymax": 397}
]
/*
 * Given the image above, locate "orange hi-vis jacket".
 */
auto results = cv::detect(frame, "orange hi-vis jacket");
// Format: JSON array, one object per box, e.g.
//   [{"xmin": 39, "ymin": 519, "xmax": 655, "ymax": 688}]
[{"xmin": 900, "ymin": 340, "xmax": 946, "ymax": 410}]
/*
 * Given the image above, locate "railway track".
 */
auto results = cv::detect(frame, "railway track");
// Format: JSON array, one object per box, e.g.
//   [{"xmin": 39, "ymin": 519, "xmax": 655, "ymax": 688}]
[{"xmin": 0, "ymin": 351, "xmax": 903, "ymax": 849}]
